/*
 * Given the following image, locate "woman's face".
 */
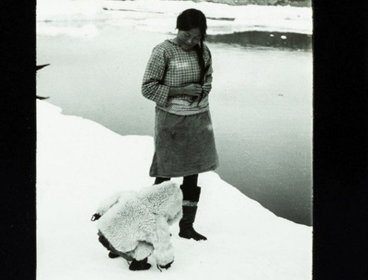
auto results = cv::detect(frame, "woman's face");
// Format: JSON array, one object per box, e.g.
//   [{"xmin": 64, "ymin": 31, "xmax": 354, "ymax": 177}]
[{"xmin": 176, "ymin": 27, "xmax": 202, "ymax": 50}]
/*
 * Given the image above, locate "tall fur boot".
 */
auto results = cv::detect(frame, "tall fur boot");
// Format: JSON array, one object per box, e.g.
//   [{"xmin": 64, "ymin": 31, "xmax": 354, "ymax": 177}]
[{"xmin": 178, "ymin": 185, "xmax": 207, "ymax": 241}]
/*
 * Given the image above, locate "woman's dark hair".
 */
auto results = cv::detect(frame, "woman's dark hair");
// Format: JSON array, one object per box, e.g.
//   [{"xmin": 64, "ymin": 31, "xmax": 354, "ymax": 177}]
[{"xmin": 176, "ymin": 9, "xmax": 207, "ymax": 84}]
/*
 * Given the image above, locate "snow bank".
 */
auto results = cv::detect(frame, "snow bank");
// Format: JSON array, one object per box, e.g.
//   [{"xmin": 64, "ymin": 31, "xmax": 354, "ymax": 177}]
[
  {"xmin": 102, "ymin": 0, "xmax": 312, "ymax": 34},
  {"xmin": 36, "ymin": 100, "xmax": 312, "ymax": 280},
  {"xmin": 36, "ymin": 0, "xmax": 312, "ymax": 37},
  {"xmin": 36, "ymin": 0, "xmax": 104, "ymax": 21}
]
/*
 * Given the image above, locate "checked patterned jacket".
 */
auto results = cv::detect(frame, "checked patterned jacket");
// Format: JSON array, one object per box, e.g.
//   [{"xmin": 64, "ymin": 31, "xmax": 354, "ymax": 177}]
[{"xmin": 142, "ymin": 39, "xmax": 213, "ymax": 116}]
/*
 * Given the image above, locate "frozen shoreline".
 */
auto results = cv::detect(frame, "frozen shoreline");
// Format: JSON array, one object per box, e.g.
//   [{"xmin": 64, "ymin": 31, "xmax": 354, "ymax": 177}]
[
  {"xmin": 36, "ymin": 99, "xmax": 312, "ymax": 279},
  {"xmin": 37, "ymin": 0, "xmax": 312, "ymax": 37}
]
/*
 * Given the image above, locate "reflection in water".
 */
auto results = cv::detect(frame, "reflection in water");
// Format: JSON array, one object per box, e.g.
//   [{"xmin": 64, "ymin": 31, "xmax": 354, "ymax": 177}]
[{"xmin": 207, "ymin": 31, "xmax": 312, "ymax": 50}]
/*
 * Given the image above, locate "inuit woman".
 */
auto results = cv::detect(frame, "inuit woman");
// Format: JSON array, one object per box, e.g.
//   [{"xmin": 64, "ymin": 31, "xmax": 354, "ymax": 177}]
[{"xmin": 142, "ymin": 8, "xmax": 219, "ymax": 241}]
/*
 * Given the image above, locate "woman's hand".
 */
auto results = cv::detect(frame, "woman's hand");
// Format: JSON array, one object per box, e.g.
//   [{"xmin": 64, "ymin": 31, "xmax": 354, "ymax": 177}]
[
  {"xmin": 169, "ymin": 83, "xmax": 202, "ymax": 97},
  {"xmin": 182, "ymin": 84, "xmax": 202, "ymax": 97}
]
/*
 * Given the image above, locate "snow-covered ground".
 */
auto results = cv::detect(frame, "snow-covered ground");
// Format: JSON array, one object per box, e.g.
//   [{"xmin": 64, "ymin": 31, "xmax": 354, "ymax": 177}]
[
  {"xmin": 36, "ymin": 0, "xmax": 312, "ymax": 37},
  {"xmin": 36, "ymin": 100, "xmax": 312, "ymax": 280}
]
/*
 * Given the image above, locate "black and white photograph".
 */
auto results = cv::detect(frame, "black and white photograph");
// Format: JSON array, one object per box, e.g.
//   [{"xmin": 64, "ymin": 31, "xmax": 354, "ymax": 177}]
[{"xmin": 36, "ymin": 0, "xmax": 313, "ymax": 279}]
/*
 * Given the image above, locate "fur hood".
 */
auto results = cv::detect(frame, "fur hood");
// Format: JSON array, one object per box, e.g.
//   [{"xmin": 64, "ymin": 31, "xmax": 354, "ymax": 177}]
[{"xmin": 93, "ymin": 181, "xmax": 182, "ymax": 265}]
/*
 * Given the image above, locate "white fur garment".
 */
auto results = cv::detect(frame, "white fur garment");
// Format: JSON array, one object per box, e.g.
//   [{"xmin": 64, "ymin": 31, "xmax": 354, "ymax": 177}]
[{"xmin": 95, "ymin": 181, "xmax": 183, "ymax": 265}]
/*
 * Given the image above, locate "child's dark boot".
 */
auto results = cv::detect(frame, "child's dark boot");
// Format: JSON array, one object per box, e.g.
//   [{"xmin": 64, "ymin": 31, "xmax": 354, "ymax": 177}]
[
  {"xmin": 129, "ymin": 258, "xmax": 151, "ymax": 271},
  {"xmin": 108, "ymin": 251, "xmax": 120, "ymax": 258}
]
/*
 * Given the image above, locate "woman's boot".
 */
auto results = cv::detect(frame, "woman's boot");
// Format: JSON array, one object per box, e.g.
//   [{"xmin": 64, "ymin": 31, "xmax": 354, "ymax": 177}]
[{"xmin": 178, "ymin": 185, "xmax": 207, "ymax": 241}]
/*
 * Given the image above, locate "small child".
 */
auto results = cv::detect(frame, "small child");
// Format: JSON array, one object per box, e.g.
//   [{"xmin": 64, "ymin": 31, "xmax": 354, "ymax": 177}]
[{"xmin": 91, "ymin": 181, "xmax": 183, "ymax": 271}]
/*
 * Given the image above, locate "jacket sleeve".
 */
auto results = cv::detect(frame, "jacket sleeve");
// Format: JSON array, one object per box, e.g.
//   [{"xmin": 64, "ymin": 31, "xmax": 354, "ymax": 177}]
[
  {"xmin": 141, "ymin": 46, "xmax": 170, "ymax": 107},
  {"xmin": 201, "ymin": 45, "xmax": 213, "ymax": 96},
  {"xmin": 150, "ymin": 216, "xmax": 174, "ymax": 266},
  {"xmin": 94, "ymin": 192, "xmax": 122, "ymax": 216}
]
